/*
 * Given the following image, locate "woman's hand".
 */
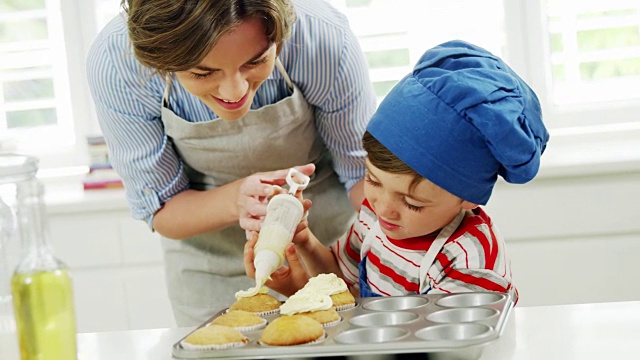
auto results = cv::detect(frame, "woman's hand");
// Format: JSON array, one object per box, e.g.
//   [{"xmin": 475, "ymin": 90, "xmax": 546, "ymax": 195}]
[
  {"xmin": 243, "ymin": 231, "xmax": 310, "ymax": 297},
  {"xmin": 237, "ymin": 163, "xmax": 315, "ymax": 232}
]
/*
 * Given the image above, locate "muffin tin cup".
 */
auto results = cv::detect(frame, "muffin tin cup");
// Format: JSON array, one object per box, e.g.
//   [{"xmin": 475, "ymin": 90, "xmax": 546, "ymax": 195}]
[
  {"xmin": 414, "ymin": 323, "xmax": 493, "ymax": 342},
  {"xmin": 435, "ymin": 292, "xmax": 506, "ymax": 308},
  {"xmin": 362, "ymin": 295, "xmax": 429, "ymax": 311},
  {"xmin": 426, "ymin": 307, "xmax": 499, "ymax": 324},
  {"xmin": 173, "ymin": 291, "xmax": 515, "ymax": 360},
  {"xmin": 333, "ymin": 327, "xmax": 411, "ymax": 344},
  {"xmin": 349, "ymin": 311, "xmax": 420, "ymax": 327}
]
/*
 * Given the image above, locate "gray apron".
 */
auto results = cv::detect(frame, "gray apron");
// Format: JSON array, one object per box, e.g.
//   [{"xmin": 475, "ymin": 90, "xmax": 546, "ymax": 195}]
[{"xmin": 160, "ymin": 60, "xmax": 356, "ymax": 326}]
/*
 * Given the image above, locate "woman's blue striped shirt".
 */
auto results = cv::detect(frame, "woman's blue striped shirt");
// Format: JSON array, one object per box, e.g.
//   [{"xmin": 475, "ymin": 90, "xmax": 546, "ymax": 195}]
[{"xmin": 86, "ymin": 0, "xmax": 377, "ymax": 224}]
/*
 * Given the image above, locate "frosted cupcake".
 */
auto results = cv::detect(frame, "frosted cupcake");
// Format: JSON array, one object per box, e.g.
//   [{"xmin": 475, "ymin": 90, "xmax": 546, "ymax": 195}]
[
  {"xmin": 259, "ymin": 315, "xmax": 325, "ymax": 346},
  {"xmin": 280, "ymin": 291, "xmax": 341, "ymax": 327},
  {"xmin": 181, "ymin": 325, "xmax": 248, "ymax": 350},
  {"xmin": 302, "ymin": 273, "xmax": 356, "ymax": 311},
  {"xmin": 230, "ymin": 287, "xmax": 281, "ymax": 316},
  {"xmin": 210, "ymin": 310, "xmax": 267, "ymax": 332}
]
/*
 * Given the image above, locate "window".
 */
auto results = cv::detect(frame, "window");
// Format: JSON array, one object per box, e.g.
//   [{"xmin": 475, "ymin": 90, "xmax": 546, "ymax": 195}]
[
  {"xmin": 0, "ymin": 0, "xmax": 120, "ymax": 173},
  {"xmin": 328, "ymin": 0, "xmax": 506, "ymax": 103},
  {"xmin": 331, "ymin": 0, "xmax": 640, "ymax": 131},
  {"xmin": 0, "ymin": 0, "xmax": 73, "ymax": 154},
  {"xmin": 506, "ymin": 0, "xmax": 640, "ymax": 131},
  {"xmin": 0, "ymin": 0, "xmax": 638, "ymax": 173},
  {"xmin": 545, "ymin": 0, "xmax": 640, "ymax": 106}
]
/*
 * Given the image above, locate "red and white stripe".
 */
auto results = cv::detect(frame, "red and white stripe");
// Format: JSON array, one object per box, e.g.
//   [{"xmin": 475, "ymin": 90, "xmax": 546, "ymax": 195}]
[{"xmin": 331, "ymin": 202, "xmax": 515, "ymax": 297}]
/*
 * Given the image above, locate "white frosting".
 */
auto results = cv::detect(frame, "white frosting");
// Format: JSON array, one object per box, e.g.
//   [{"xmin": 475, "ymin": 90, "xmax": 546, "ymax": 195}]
[
  {"xmin": 301, "ymin": 273, "xmax": 348, "ymax": 296},
  {"xmin": 234, "ymin": 283, "xmax": 269, "ymax": 300},
  {"xmin": 280, "ymin": 291, "xmax": 333, "ymax": 315}
]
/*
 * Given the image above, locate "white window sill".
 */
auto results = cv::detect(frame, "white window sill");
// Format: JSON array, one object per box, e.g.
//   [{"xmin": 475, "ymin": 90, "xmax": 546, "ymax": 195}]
[
  {"xmin": 537, "ymin": 124, "xmax": 640, "ymax": 178},
  {"xmin": 43, "ymin": 179, "xmax": 129, "ymax": 215}
]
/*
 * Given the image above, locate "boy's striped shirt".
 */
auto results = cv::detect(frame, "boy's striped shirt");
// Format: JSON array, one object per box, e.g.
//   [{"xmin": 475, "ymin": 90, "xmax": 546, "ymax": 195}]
[{"xmin": 331, "ymin": 200, "xmax": 515, "ymax": 297}]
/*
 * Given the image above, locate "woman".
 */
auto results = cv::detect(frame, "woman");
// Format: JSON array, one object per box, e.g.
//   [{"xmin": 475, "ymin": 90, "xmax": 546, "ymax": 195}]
[{"xmin": 86, "ymin": 0, "xmax": 375, "ymax": 325}]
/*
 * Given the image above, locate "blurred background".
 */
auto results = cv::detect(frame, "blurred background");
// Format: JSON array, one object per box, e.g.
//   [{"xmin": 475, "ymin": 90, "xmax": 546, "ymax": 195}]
[{"xmin": 0, "ymin": 0, "xmax": 638, "ymax": 332}]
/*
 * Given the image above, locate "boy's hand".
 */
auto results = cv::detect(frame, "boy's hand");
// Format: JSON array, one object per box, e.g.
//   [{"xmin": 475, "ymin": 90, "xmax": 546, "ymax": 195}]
[{"xmin": 243, "ymin": 231, "xmax": 310, "ymax": 297}]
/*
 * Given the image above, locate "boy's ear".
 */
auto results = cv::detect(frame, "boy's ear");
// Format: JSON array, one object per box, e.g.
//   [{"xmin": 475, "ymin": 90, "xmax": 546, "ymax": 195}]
[{"xmin": 461, "ymin": 201, "xmax": 478, "ymax": 210}]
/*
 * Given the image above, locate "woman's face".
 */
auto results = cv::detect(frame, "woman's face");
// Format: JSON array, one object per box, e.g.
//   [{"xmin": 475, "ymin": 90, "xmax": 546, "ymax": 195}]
[
  {"xmin": 364, "ymin": 159, "xmax": 476, "ymax": 240},
  {"xmin": 174, "ymin": 17, "xmax": 277, "ymax": 121}
]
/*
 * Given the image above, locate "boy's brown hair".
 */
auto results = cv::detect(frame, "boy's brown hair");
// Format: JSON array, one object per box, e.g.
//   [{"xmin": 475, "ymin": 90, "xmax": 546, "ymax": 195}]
[{"xmin": 362, "ymin": 131, "xmax": 424, "ymax": 191}]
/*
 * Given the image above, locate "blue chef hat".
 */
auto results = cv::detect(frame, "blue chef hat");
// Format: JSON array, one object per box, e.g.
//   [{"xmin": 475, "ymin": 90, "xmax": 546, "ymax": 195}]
[{"xmin": 367, "ymin": 40, "xmax": 549, "ymax": 205}]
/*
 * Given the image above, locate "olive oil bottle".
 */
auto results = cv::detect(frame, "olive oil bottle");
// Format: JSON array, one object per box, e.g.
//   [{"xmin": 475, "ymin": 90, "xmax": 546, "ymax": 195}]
[{"xmin": 10, "ymin": 170, "xmax": 77, "ymax": 359}]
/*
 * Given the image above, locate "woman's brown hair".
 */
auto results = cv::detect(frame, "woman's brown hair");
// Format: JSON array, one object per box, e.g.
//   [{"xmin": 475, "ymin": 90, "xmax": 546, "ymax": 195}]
[
  {"xmin": 122, "ymin": 0, "xmax": 296, "ymax": 75},
  {"xmin": 362, "ymin": 130, "xmax": 424, "ymax": 191}
]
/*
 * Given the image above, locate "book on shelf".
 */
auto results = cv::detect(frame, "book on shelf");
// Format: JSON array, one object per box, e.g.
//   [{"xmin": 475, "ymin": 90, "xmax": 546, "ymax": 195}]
[
  {"xmin": 83, "ymin": 166, "xmax": 124, "ymax": 190},
  {"xmin": 83, "ymin": 135, "xmax": 123, "ymax": 190}
]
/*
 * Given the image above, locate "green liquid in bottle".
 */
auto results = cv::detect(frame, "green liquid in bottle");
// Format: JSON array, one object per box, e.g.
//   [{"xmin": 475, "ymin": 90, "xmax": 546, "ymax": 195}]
[{"xmin": 11, "ymin": 269, "xmax": 77, "ymax": 360}]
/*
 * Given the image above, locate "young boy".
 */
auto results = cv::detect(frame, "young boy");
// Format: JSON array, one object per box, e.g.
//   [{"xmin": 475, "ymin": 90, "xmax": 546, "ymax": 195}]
[{"xmin": 244, "ymin": 40, "xmax": 549, "ymax": 298}]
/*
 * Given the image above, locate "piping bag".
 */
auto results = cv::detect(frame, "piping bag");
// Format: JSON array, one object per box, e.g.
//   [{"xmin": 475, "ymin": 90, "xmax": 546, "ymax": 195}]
[{"xmin": 235, "ymin": 168, "xmax": 310, "ymax": 299}]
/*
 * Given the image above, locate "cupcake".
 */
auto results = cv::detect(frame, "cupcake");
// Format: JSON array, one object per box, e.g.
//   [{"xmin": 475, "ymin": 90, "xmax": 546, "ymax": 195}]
[
  {"xmin": 229, "ymin": 293, "xmax": 281, "ymax": 316},
  {"xmin": 180, "ymin": 325, "xmax": 248, "ymax": 350},
  {"xmin": 210, "ymin": 310, "xmax": 267, "ymax": 332},
  {"xmin": 302, "ymin": 273, "xmax": 356, "ymax": 311},
  {"xmin": 259, "ymin": 315, "xmax": 324, "ymax": 346},
  {"xmin": 280, "ymin": 291, "xmax": 341, "ymax": 327},
  {"xmin": 330, "ymin": 290, "xmax": 356, "ymax": 311},
  {"xmin": 297, "ymin": 308, "xmax": 341, "ymax": 326}
]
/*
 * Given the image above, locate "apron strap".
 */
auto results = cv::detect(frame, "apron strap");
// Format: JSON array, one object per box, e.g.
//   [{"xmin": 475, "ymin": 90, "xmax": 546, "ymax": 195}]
[
  {"xmin": 274, "ymin": 58, "xmax": 294, "ymax": 91},
  {"xmin": 419, "ymin": 209, "xmax": 467, "ymax": 293},
  {"xmin": 163, "ymin": 73, "xmax": 173, "ymax": 107}
]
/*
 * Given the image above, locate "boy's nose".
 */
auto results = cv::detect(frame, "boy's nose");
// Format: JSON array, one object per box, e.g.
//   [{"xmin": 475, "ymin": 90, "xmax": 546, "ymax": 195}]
[{"xmin": 375, "ymin": 200, "xmax": 398, "ymax": 220}]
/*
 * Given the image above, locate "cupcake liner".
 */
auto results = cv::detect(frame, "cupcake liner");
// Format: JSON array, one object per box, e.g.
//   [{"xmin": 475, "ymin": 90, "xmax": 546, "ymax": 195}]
[
  {"xmin": 232, "ymin": 318, "xmax": 268, "ymax": 333},
  {"xmin": 206, "ymin": 318, "xmax": 268, "ymax": 333},
  {"xmin": 180, "ymin": 339, "xmax": 248, "ymax": 351},
  {"xmin": 254, "ymin": 308, "xmax": 280, "ymax": 317},
  {"xmin": 224, "ymin": 307, "xmax": 280, "ymax": 317},
  {"xmin": 334, "ymin": 303, "xmax": 357, "ymax": 312},
  {"xmin": 258, "ymin": 331, "xmax": 326, "ymax": 347},
  {"xmin": 320, "ymin": 316, "xmax": 342, "ymax": 328}
]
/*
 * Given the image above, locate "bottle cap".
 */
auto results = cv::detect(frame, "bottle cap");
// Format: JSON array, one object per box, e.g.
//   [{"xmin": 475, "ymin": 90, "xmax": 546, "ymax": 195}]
[
  {"xmin": 0, "ymin": 154, "xmax": 38, "ymax": 184},
  {"xmin": 286, "ymin": 168, "xmax": 310, "ymax": 195}
]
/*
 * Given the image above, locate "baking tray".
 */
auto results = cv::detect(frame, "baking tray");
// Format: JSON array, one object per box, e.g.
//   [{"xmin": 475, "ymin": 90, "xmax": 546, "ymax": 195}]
[{"xmin": 172, "ymin": 291, "xmax": 515, "ymax": 359}]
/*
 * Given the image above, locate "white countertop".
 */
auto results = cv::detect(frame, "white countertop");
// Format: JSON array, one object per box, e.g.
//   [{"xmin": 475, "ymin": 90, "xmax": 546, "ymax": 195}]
[{"xmin": 2, "ymin": 301, "xmax": 640, "ymax": 360}]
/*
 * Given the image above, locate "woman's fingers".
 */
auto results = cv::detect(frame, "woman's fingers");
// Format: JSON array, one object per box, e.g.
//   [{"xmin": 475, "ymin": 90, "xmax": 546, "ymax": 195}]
[
  {"xmin": 238, "ymin": 165, "xmax": 314, "ymax": 233},
  {"xmin": 243, "ymin": 231, "xmax": 259, "ymax": 279},
  {"xmin": 258, "ymin": 163, "xmax": 315, "ymax": 185}
]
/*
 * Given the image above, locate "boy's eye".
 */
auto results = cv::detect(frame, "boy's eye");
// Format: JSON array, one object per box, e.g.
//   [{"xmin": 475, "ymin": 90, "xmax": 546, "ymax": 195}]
[
  {"xmin": 402, "ymin": 200, "xmax": 423, "ymax": 212},
  {"xmin": 364, "ymin": 174, "xmax": 381, "ymax": 187}
]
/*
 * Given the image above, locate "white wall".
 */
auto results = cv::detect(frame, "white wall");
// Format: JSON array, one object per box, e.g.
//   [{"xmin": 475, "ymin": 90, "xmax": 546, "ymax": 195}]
[
  {"xmin": 486, "ymin": 170, "xmax": 640, "ymax": 306},
  {"xmin": 44, "ymin": 188, "xmax": 176, "ymax": 333},
  {"xmin": 38, "ymin": 167, "xmax": 640, "ymax": 332}
]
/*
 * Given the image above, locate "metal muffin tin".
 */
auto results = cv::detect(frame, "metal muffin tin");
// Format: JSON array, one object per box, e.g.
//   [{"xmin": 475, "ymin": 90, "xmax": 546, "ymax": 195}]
[{"xmin": 172, "ymin": 291, "xmax": 515, "ymax": 359}]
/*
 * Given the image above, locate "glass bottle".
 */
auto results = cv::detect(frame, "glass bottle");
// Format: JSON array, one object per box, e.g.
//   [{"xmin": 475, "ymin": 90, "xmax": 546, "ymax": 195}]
[{"xmin": 6, "ymin": 155, "xmax": 77, "ymax": 360}]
